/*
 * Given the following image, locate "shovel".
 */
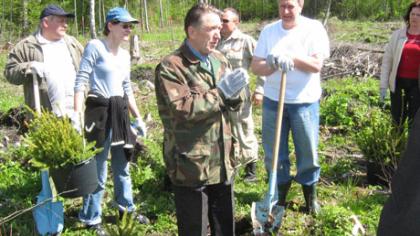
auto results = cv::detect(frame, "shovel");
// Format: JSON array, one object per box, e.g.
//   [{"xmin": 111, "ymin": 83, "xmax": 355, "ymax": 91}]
[
  {"xmin": 251, "ymin": 71, "xmax": 287, "ymax": 235},
  {"xmin": 31, "ymin": 73, "xmax": 64, "ymax": 235},
  {"xmin": 33, "ymin": 170, "xmax": 64, "ymax": 235}
]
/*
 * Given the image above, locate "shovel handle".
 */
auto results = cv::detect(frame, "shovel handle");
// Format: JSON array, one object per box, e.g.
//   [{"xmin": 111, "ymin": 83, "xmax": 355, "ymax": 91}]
[
  {"xmin": 33, "ymin": 73, "xmax": 41, "ymax": 115},
  {"xmin": 270, "ymin": 72, "xmax": 287, "ymax": 174}
]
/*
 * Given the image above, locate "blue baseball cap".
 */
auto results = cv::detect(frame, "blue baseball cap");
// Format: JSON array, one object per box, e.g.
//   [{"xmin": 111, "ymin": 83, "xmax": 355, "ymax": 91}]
[
  {"xmin": 106, "ymin": 7, "xmax": 139, "ymax": 23},
  {"xmin": 40, "ymin": 4, "xmax": 74, "ymax": 19}
]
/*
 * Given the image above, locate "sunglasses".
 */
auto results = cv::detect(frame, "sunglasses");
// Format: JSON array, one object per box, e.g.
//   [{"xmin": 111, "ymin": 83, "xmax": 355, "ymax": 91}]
[
  {"xmin": 111, "ymin": 21, "xmax": 134, "ymax": 29},
  {"xmin": 121, "ymin": 23, "xmax": 134, "ymax": 29},
  {"xmin": 222, "ymin": 19, "xmax": 231, "ymax": 23}
]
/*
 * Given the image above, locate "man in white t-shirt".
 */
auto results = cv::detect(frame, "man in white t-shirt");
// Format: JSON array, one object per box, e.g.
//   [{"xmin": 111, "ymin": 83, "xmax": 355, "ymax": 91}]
[
  {"xmin": 250, "ymin": 0, "xmax": 329, "ymax": 215},
  {"xmin": 4, "ymin": 4, "xmax": 83, "ymax": 117}
]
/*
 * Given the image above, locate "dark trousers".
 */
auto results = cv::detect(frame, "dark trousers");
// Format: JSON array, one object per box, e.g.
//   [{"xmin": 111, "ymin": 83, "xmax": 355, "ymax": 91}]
[
  {"xmin": 172, "ymin": 182, "xmax": 235, "ymax": 236},
  {"xmin": 390, "ymin": 78, "xmax": 420, "ymax": 128}
]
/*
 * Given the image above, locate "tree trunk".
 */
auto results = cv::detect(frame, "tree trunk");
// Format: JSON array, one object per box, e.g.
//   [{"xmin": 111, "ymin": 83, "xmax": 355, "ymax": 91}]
[
  {"xmin": 21, "ymin": 0, "xmax": 28, "ymax": 36},
  {"xmin": 159, "ymin": 0, "xmax": 164, "ymax": 28},
  {"xmin": 143, "ymin": 0, "xmax": 150, "ymax": 32},
  {"xmin": 323, "ymin": 0, "xmax": 332, "ymax": 27},
  {"xmin": 89, "ymin": 0, "xmax": 97, "ymax": 39},
  {"xmin": 98, "ymin": 0, "xmax": 102, "ymax": 32},
  {"xmin": 0, "ymin": 0, "xmax": 4, "ymax": 34},
  {"xmin": 74, "ymin": 0, "xmax": 78, "ymax": 36}
]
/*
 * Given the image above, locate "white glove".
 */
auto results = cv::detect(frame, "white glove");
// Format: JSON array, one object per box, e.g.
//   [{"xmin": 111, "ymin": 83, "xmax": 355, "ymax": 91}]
[
  {"xmin": 133, "ymin": 118, "xmax": 147, "ymax": 138},
  {"xmin": 70, "ymin": 111, "xmax": 82, "ymax": 133},
  {"xmin": 379, "ymin": 88, "xmax": 387, "ymax": 103},
  {"xmin": 30, "ymin": 61, "xmax": 47, "ymax": 78},
  {"xmin": 217, "ymin": 68, "xmax": 249, "ymax": 99},
  {"xmin": 267, "ymin": 54, "xmax": 294, "ymax": 72}
]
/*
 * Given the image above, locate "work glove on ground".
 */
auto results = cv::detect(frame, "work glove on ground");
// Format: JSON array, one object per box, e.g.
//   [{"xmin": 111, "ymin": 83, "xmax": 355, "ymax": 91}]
[
  {"xmin": 267, "ymin": 54, "xmax": 294, "ymax": 72},
  {"xmin": 132, "ymin": 118, "xmax": 147, "ymax": 138},
  {"xmin": 379, "ymin": 88, "xmax": 387, "ymax": 103},
  {"xmin": 217, "ymin": 68, "xmax": 249, "ymax": 99}
]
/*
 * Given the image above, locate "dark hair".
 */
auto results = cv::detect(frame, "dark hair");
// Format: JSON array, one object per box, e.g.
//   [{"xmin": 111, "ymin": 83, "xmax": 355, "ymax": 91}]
[
  {"xmin": 404, "ymin": 2, "xmax": 420, "ymax": 27},
  {"xmin": 224, "ymin": 7, "xmax": 240, "ymax": 22},
  {"xmin": 103, "ymin": 21, "xmax": 119, "ymax": 36},
  {"xmin": 184, "ymin": 3, "xmax": 220, "ymax": 38}
]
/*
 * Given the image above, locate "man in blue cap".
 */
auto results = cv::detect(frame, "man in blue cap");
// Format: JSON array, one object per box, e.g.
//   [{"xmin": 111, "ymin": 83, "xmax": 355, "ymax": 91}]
[{"xmin": 4, "ymin": 4, "xmax": 83, "ymax": 118}]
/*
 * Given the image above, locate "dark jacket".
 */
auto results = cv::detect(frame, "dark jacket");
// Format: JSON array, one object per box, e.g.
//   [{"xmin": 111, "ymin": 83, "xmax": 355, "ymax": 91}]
[
  {"xmin": 84, "ymin": 93, "xmax": 136, "ymax": 152},
  {"xmin": 377, "ymin": 110, "xmax": 420, "ymax": 235}
]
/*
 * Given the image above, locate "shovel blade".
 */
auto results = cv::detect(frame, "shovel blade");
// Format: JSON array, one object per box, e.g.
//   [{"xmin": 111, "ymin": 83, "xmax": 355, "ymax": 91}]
[
  {"xmin": 251, "ymin": 201, "xmax": 285, "ymax": 235},
  {"xmin": 33, "ymin": 201, "xmax": 64, "ymax": 235}
]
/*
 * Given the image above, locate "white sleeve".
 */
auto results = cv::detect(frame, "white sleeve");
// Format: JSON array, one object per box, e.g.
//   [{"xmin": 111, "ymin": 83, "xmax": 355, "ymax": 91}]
[
  {"xmin": 308, "ymin": 21, "xmax": 330, "ymax": 60},
  {"xmin": 254, "ymin": 27, "xmax": 268, "ymax": 59}
]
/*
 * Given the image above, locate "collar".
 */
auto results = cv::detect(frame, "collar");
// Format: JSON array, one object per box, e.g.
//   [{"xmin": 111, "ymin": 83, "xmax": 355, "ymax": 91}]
[
  {"xmin": 185, "ymin": 40, "xmax": 209, "ymax": 63},
  {"xmin": 223, "ymin": 28, "xmax": 241, "ymax": 41},
  {"xmin": 36, "ymin": 31, "xmax": 65, "ymax": 45}
]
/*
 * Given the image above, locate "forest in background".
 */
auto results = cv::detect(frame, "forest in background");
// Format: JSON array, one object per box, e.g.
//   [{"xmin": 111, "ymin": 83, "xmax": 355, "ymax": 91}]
[{"xmin": 0, "ymin": 0, "xmax": 415, "ymax": 42}]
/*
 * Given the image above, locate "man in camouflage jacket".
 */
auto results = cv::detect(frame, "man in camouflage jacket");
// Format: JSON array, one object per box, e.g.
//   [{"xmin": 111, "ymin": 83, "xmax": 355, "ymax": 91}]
[
  {"xmin": 217, "ymin": 7, "xmax": 264, "ymax": 182},
  {"xmin": 155, "ymin": 3, "xmax": 244, "ymax": 236}
]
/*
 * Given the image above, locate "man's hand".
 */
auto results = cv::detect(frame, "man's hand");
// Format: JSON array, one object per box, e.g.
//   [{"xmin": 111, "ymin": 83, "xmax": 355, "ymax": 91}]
[
  {"xmin": 133, "ymin": 118, "xmax": 147, "ymax": 138},
  {"xmin": 252, "ymin": 92, "xmax": 264, "ymax": 106},
  {"xmin": 267, "ymin": 54, "xmax": 294, "ymax": 72},
  {"xmin": 30, "ymin": 61, "xmax": 47, "ymax": 78},
  {"xmin": 379, "ymin": 88, "xmax": 387, "ymax": 103},
  {"xmin": 217, "ymin": 68, "xmax": 249, "ymax": 99}
]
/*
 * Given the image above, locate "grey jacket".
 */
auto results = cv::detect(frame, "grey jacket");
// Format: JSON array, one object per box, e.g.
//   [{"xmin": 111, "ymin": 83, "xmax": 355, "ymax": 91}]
[
  {"xmin": 4, "ymin": 32, "xmax": 83, "ymax": 111},
  {"xmin": 380, "ymin": 27, "xmax": 407, "ymax": 92}
]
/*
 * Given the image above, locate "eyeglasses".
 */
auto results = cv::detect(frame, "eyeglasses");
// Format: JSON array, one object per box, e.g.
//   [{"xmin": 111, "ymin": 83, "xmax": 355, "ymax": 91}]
[
  {"xmin": 222, "ymin": 19, "xmax": 231, "ymax": 23},
  {"xmin": 111, "ymin": 21, "xmax": 134, "ymax": 29},
  {"xmin": 121, "ymin": 23, "xmax": 134, "ymax": 29}
]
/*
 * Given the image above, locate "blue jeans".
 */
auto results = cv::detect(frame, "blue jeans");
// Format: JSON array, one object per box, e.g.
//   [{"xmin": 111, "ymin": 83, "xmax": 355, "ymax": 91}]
[
  {"xmin": 79, "ymin": 131, "xmax": 135, "ymax": 225},
  {"xmin": 262, "ymin": 98, "xmax": 320, "ymax": 186}
]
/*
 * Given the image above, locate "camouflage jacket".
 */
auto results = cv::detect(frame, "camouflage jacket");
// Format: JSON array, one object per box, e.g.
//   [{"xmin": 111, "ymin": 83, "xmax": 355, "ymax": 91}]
[
  {"xmin": 155, "ymin": 41, "xmax": 241, "ymax": 187},
  {"xmin": 217, "ymin": 29, "xmax": 265, "ymax": 94},
  {"xmin": 4, "ymin": 32, "xmax": 83, "ymax": 111}
]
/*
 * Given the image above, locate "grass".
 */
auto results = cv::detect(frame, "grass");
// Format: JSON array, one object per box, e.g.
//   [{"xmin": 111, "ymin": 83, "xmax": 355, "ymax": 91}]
[{"xmin": 0, "ymin": 20, "xmax": 397, "ymax": 235}]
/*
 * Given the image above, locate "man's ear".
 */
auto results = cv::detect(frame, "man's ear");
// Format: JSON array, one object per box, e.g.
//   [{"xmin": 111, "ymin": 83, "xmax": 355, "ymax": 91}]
[{"xmin": 188, "ymin": 25, "xmax": 196, "ymax": 39}]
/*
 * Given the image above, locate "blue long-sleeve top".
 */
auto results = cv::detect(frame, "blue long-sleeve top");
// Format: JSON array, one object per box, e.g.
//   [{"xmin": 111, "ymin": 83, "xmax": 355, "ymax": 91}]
[{"xmin": 75, "ymin": 39, "xmax": 133, "ymax": 98}]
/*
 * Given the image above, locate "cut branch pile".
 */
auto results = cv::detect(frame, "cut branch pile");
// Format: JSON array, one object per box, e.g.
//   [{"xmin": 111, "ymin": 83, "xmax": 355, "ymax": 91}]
[{"xmin": 322, "ymin": 42, "xmax": 385, "ymax": 80}]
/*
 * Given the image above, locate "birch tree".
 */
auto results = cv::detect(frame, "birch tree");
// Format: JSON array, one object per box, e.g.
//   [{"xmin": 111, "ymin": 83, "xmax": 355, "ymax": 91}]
[
  {"xmin": 21, "ymin": 0, "xmax": 28, "ymax": 36},
  {"xmin": 74, "ymin": 0, "xmax": 78, "ymax": 36},
  {"xmin": 143, "ymin": 0, "xmax": 150, "ymax": 32},
  {"xmin": 89, "ymin": 0, "xmax": 97, "ymax": 39},
  {"xmin": 159, "ymin": 0, "xmax": 164, "ymax": 28}
]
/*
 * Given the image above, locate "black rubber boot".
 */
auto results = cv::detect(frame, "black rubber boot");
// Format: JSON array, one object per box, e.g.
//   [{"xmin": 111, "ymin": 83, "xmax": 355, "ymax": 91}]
[
  {"xmin": 119, "ymin": 210, "xmax": 150, "ymax": 225},
  {"xmin": 244, "ymin": 162, "xmax": 257, "ymax": 182},
  {"xmin": 277, "ymin": 181, "xmax": 292, "ymax": 206},
  {"xmin": 302, "ymin": 184, "xmax": 321, "ymax": 215}
]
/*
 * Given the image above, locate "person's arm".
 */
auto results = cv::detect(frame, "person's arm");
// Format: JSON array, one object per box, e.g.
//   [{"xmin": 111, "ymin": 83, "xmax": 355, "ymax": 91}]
[
  {"xmin": 380, "ymin": 31, "xmax": 398, "ymax": 90},
  {"xmin": 155, "ymin": 61, "xmax": 226, "ymax": 122},
  {"xmin": 74, "ymin": 41, "xmax": 96, "ymax": 113},
  {"xmin": 250, "ymin": 56, "xmax": 276, "ymax": 77},
  {"xmin": 293, "ymin": 53, "xmax": 324, "ymax": 73},
  {"xmin": 128, "ymin": 94, "xmax": 141, "ymax": 119},
  {"xmin": 4, "ymin": 43, "xmax": 38, "ymax": 85}
]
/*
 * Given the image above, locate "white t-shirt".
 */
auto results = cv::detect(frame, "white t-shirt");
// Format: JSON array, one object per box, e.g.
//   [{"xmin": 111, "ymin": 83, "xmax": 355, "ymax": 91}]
[
  {"xmin": 37, "ymin": 33, "xmax": 76, "ymax": 116},
  {"xmin": 254, "ymin": 16, "xmax": 330, "ymax": 103}
]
